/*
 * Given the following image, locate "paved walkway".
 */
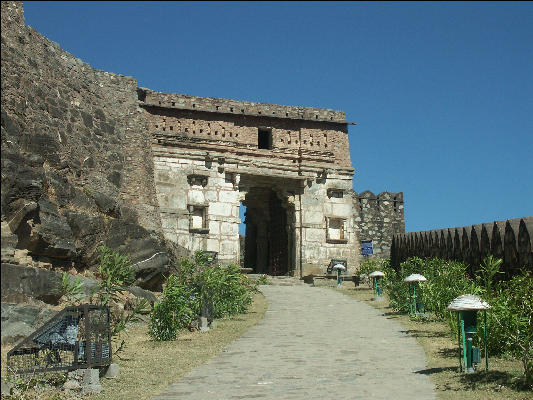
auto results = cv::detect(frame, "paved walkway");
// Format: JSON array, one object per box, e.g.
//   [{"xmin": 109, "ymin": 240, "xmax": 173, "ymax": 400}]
[{"xmin": 152, "ymin": 285, "xmax": 436, "ymax": 400}]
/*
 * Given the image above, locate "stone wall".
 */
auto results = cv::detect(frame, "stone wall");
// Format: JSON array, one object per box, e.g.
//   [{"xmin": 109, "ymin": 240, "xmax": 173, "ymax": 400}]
[
  {"xmin": 1, "ymin": 2, "xmax": 181, "ymax": 290},
  {"xmin": 390, "ymin": 217, "xmax": 533, "ymax": 278},
  {"xmin": 352, "ymin": 191, "xmax": 405, "ymax": 259}
]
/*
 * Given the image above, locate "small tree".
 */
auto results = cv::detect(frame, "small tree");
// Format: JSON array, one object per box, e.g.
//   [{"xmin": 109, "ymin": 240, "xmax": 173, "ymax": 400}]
[{"xmin": 58, "ymin": 246, "xmax": 149, "ymax": 355}]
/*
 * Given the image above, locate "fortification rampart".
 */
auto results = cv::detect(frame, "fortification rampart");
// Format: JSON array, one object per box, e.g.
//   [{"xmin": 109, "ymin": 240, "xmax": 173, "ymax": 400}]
[
  {"xmin": 1, "ymin": 1, "xmax": 181, "ymax": 289},
  {"xmin": 391, "ymin": 217, "xmax": 533, "ymax": 278}
]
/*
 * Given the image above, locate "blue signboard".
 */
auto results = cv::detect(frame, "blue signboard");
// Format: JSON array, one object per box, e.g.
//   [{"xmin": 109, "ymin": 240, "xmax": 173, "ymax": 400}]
[{"xmin": 362, "ymin": 240, "xmax": 373, "ymax": 256}]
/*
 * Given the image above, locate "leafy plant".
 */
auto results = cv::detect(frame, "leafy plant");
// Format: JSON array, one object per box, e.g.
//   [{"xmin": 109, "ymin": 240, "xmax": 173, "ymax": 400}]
[
  {"xmin": 257, "ymin": 274, "xmax": 269, "ymax": 285},
  {"xmin": 89, "ymin": 246, "xmax": 149, "ymax": 354},
  {"xmin": 149, "ymin": 251, "xmax": 253, "ymax": 341},
  {"xmin": 149, "ymin": 275, "xmax": 197, "ymax": 341},
  {"xmin": 58, "ymin": 272, "xmax": 84, "ymax": 305},
  {"xmin": 383, "ymin": 255, "xmax": 532, "ymax": 386},
  {"xmin": 358, "ymin": 257, "xmax": 390, "ymax": 288}
]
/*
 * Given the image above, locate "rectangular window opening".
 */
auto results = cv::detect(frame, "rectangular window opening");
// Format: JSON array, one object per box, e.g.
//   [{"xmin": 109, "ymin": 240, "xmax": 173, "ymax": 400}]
[
  {"xmin": 258, "ymin": 128, "xmax": 272, "ymax": 149},
  {"xmin": 189, "ymin": 205, "xmax": 209, "ymax": 233},
  {"xmin": 326, "ymin": 217, "xmax": 347, "ymax": 243}
]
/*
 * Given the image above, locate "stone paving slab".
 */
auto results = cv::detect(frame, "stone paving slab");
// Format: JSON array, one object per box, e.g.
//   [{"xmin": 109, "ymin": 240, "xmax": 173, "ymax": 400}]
[{"xmin": 152, "ymin": 285, "xmax": 436, "ymax": 400}]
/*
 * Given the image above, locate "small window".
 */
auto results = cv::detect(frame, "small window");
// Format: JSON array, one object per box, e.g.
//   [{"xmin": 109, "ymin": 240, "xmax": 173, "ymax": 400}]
[
  {"xmin": 258, "ymin": 128, "xmax": 272, "ymax": 149},
  {"xmin": 326, "ymin": 217, "xmax": 347, "ymax": 243},
  {"xmin": 189, "ymin": 205, "xmax": 209, "ymax": 233},
  {"xmin": 327, "ymin": 189, "xmax": 344, "ymax": 198}
]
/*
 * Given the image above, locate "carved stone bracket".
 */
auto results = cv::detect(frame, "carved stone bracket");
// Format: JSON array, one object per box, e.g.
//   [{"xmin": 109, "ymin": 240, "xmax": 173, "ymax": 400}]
[{"xmin": 187, "ymin": 174, "xmax": 209, "ymax": 187}]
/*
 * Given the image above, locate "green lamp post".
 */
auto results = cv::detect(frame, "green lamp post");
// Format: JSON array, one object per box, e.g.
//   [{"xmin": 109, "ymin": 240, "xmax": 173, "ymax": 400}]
[
  {"xmin": 332, "ymin": 263, "xmax": 346, "ymax": 287},
  {"xmin": 369, "ymin": 271, "xmax": 385, "ymax": 301},
  {"xmin": 447, "ymin": 294, "xmax": 491, "ymax": 373},
  {"xmin": 404, "ymin": 274, "xmax": 427, "ymax": 316}
]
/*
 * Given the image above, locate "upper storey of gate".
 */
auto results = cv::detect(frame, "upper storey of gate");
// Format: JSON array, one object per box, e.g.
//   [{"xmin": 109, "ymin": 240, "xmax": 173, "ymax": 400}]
[{"xmin": 139, "ymin": 88, "xmax": 354, "ymax": 172}]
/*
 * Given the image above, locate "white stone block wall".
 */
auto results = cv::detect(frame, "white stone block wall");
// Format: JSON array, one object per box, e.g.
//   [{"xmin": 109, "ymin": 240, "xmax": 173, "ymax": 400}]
[{"xmin": 154, "ymin": 155, "xmax": 241, "ymax": 264}]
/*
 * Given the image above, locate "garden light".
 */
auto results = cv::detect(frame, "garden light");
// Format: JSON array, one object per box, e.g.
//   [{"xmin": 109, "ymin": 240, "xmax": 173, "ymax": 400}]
[
  {"xmin": 404, "ymin": 274, "xmax": 427, "ymax": 315},
  {"xmin": 332, "ymin": 263, "xmax": 346, "ymax": 287},
  {"xmin": 447, "ymin": 294, "xmax": 491, "ymax": 373},
  {"xmin": 369, "ymin": 271, "xmax": 385, "ymax": 301}
]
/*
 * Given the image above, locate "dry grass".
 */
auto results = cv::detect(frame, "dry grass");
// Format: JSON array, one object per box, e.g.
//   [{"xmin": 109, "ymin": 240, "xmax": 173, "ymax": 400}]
[
  {"xmin": 1, "ymin": 291, "xmax": 268, "ymax": 400},
  {"xmin": 334, "ymin": 284, "xmax": 531, "ymax": 400}
]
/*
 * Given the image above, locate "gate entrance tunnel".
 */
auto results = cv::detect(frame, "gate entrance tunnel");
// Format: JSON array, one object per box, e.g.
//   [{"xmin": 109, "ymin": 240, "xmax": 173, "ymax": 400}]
[{"xmin": 241, "ymin": 186, "xmax": 295, "ymax": 276}]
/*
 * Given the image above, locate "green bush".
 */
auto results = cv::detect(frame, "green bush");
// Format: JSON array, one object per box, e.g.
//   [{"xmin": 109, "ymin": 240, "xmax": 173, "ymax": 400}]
[
  {"xmin": 97, "ymin": 245, "xmax": 136, "ymax": 288},
  {"xmin": 358, "ymin": 257, "xmax": 392, "ymax": 289},
  {"xmin": 149, "ymin": 251, "xmax": 253, "ymax": 341},
  {"xmin": 384, "ymin": 255, "xmax": 532, "ymax": 385},
  {"xmin": 485, "ymin": 270, "xmax": 533, "ymax": 385},
  {"xmin": 149, "ymin": 275, "xmax": 197, "ymax": 341}
]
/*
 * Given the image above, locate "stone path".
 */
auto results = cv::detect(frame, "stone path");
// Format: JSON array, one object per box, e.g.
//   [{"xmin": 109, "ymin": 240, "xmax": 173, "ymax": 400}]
[{"xmin": 152, "ymin": 285, "xmax": 436, "ymax": 400}]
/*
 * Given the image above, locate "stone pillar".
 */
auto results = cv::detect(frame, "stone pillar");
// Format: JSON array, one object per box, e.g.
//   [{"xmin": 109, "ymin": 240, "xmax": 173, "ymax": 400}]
[{"xmin": 256, "ymin": 222, "xmax": 269, "ymax": 274}]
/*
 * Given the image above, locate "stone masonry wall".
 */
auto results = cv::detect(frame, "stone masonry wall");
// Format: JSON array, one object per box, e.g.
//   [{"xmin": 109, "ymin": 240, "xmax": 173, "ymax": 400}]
[
  {"xmin": 140, "ymin": 89, "xmax": 354, "ymax": 170},
  {"xmin": 353, "ymin": 191, "xmax": 405, "ymax": 259},
  {"xmin": 1, "ymin": 2, "xmax": 178, "ymax": 290},
  {"xmin": 391, "ymin": 217, "xmax": 533, "ymax": 278},
  {"xmin": 1, "ymin": 2, "xmax": 160, "ymax": 233}
]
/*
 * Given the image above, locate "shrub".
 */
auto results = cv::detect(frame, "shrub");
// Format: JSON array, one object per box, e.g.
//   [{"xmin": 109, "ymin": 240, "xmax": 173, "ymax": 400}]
[
  {"xmin": 149, "ymin": 251, "xmax": 253, "ymax": 341},
  {"xmin": 484, "ymin": 270, "xmax": 533, "ymax": 386},
  {"xmin": 58, "ymin": 246, "xmax": 149, "ymax": 354},
  {"xmin": 149, "ymin": 275, "xmax": 197, "ymax": 341},
  {"xmin": 358, "ymin": 257, "xmax": 392, "ymax": 288},
  {"xmin": 384, "ymin": 255, "xmax": 532, "ymax": 385}
]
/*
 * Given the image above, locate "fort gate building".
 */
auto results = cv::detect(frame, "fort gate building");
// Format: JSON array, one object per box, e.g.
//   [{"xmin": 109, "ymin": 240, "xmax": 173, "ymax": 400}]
[{"xmin": 139, "ymin": 89, "xmax": 359, "ymax": 277}]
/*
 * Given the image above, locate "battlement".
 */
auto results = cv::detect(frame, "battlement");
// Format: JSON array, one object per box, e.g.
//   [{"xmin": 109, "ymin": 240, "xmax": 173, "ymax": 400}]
[{"xmin": 138, "ymin": 88, "xmax": 350, "ymax": 125}]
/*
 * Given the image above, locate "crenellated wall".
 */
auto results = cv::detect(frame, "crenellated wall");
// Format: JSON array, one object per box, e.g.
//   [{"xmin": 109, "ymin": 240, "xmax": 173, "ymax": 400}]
[{"xmin": 391, "ymin": 217, "xmax": 533, "ymax": 277}]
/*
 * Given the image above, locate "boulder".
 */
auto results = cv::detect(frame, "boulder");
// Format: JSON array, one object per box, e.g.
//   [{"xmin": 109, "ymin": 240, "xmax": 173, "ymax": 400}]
[
  {"xmin": 1, "ymin": 302, "xmax": 58, "ymax": 344},
  {"xmin": 1, "ymin": 263, "xmax": 158, "ymax": 305},
  {"xmin": 14, "ymin": 198, "xmax": 77, "ymax": 260},
  {"xmin": 1, "ymin": 263, "xmax": 63, "ymax": 304}
]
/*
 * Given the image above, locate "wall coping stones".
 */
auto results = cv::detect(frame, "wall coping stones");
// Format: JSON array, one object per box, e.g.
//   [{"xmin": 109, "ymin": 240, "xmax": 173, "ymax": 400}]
[{"xmin": 138, "ymin": 88, "xmax": 354, "ymax": 125}]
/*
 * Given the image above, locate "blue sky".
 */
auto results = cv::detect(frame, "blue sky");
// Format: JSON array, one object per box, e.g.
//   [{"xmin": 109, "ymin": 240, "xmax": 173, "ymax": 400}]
[{"xmin": 23, "ymin": 2, "xmax": 533, "ymax": 232}]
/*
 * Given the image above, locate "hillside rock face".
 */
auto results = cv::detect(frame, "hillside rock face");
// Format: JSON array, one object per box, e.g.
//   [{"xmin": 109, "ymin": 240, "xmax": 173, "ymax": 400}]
[{"xmin": 1, "ymin": 2, "xmax": 187, "ymax": 292}]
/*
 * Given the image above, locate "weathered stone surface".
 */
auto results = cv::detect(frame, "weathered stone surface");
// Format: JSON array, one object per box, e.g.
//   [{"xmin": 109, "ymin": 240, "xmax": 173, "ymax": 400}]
[
  {"xmin": 104, "ymin": 363, "xmax": 120, "ymax": 379},
  {"xmin": 353, "ymin": 191, "xmax": 405, "ymax": 260},
  {"xmin": 198, "ymin": 316, "xmax": 209, "ymax": 333},
  {"xmin": 1, "ymin": 302, "xmax": 58, "ymax": 344},
  {"xmin": 1, "ymin": 1, "xmax": 184, "ymax": 293},
  {"xmin": 18, "ymin": 198, "xmax": 77, "ymax": 259},
  {"xmin": 1, "ymin": 263, "xmax": 62, "ymax": 304},
  {"xmin": 81, "ymin": 369, "xmax": 103, "ymax": 394},
  {"xmin": 63, "ymin": 379, "xmax": 81, "ymax": 391},
  {"xmin": 1, "ymin": 377, "xmax": 14, "ymax": 397}
]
